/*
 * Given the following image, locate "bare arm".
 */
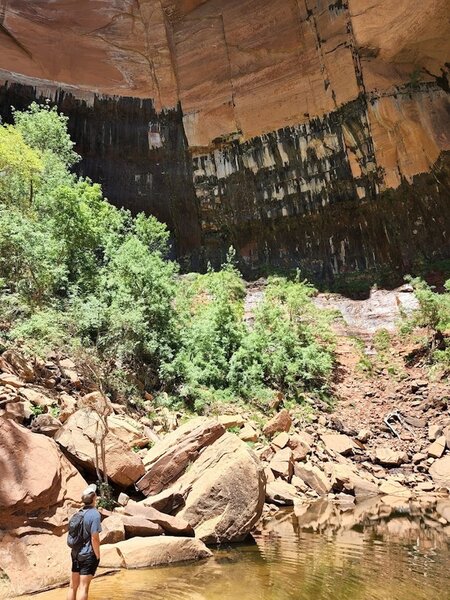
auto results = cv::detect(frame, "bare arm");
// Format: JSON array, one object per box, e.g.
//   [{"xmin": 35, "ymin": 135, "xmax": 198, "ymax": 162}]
[{"xmin": 91, "ymin": 532, "xmax": 100, "ymax": 560}]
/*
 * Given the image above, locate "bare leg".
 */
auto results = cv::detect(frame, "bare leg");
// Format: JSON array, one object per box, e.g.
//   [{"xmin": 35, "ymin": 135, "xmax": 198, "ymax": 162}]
[
  {"xmin": 76, "ymin": 575, "xmax": 93, "ymax": 600},
  {"xmin": 67, "ymin": 572, "xmax": 80, "ymax": 600}
]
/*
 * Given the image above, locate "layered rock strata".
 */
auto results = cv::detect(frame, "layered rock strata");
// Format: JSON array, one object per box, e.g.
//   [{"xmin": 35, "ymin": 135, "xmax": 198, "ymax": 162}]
[{"xmin": 0, "ymin": 0, "xmax": 448, "ymax": 281}]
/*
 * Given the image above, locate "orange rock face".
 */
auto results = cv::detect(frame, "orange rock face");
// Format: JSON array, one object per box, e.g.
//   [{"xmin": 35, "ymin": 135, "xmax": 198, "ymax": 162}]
[{"xmin": 0, "ymin": 0, "xmax": 449, "ymax": 278}]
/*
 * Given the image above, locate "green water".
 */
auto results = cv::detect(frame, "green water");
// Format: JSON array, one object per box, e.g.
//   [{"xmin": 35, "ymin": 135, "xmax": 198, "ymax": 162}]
[{"xmin": 24, "ymin": 496, "xmax": 450, "ymax": 600}]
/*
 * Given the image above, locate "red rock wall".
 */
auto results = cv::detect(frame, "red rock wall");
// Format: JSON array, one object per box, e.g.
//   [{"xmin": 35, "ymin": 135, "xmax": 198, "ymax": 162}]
[{"xmin": 0, "ymin": 0, "xmax": 449, "ymax": 282}]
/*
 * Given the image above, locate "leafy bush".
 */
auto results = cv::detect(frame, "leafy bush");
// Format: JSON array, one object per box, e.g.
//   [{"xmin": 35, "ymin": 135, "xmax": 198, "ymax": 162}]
[
  {"xmin": 403, "ymin": 276, "xmax": 450, "ymax": 366},
  {"xmin": 228, "ymin": 277, "xmax": 335, "ymax": 404},
  {"xmin": 373, "ymin": 329, "xmax": 391, "ymax": 352},
  {"xmin": 161, "ymin": 257, "xmax": 245, "ymax": 410},
  {"xmin": 13, "ymin": 101, "xmax": 79, "ymax": 167},
  {"xmin": 0, "ymin": 124, "xmax": 42, "ymax": 207}
]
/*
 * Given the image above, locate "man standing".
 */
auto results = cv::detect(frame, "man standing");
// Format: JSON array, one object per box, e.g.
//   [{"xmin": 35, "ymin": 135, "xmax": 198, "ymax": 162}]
[{"xmin": 67, "ymin": 484, "xmax": 102, "ymax": 600}]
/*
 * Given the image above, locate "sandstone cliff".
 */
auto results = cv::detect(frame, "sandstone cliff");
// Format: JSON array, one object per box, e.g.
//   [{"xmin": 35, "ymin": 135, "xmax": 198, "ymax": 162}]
[{"xmin": 0, "ymin": 0, "xmax": 449, "ymax": 281}]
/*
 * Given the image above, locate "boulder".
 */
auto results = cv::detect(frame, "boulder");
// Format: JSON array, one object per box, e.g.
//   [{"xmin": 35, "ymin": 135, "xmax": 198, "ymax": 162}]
[
  {"xmin": 176, "ymin": 432, "xmax": 266, "ymax": 543},
  {"xmin": 0, "ymin": 373, "xmax": 24, "ymax": 388},
  {"xmin": 217, "ymin": 414, "xmax": 245, "ymax": 428},
  {"xmin": 271, "ymin": 431, "xmax": 290, "ymax": 449},
  {"xmin": 269, "ymin": 447, "xmax": 294, "ymax": 481},
  {"xmin": 58, "ymin": 393, "xmax": 77, "ymax": 423},
  {"xmin": 429, "ymin": 424, "xmax": 443, "ymax": 441},
  {"xmin": 294, "ymin": 462, "xmax": 332, "ymax": 495},
  {"xmin": 59, "ymin": 358, "xmax": 81, "ymax": 387},
  {"xmin": 375, "ymin": 448, "xmax": 408, "ymax": 467},
  {"xmin": 140, "ymin": 489, "xmax": 185, "ymax": 514},
  {"xmin": 30, "ymin": 413, "xmax": 62, "ymax": 437},
  {"xmin": 290, "ymin": 475, "xmax": 309, "ymax": 493},
  {"xmin": 294, "ymin": 431, "xmax": 314, "ymax": 448},
  {"xmin": 429, "ymin": 455, "xmax": 450, "ymax": 489},
  {"xmin": 78, "ymin": 391, "xmax": 113, "ymax": 416},
  {"xmin": 257, "ymin": 445, "xmax": 275, "ymax": 462},
  {"xmin": 100, "ymin": 516, "xmax": 126, "ymax": 545},
  {"xmin": 117, "ymin": 492, "xmax": 130, "ymax": 506},
  {"xmin": 100, "ymin": 536, "xmax": 212, "ymax": 569},
  {"xmin": 427, "ymin": 435, "xmax": 446, "ymax": 459},
  {"xmin": 326, "ymin": 463, "xmax": 378, "ymax": 498},
  {"xmin": 357, "ymin": 429, "xmax": 371, "ymax": 443},
  {"xmin": 265, "ymin": 480, "xmax": 298, "ymax": 505},
  {"xmin": 20, "ymin": 387, "xmax": 54, "ymax": 408},
  {"xmin": 239, "ymin": 423, "xmax": 259, "ymax": 442},
  {"xmin": 379, "ymin": 480, "xmax": 412, "ymax": 499},
  {"xmin": 0, "ymin": 418, "xmax": 87, "ymax": 597},
  {"xmin": 263, "ymin": 409, "xmax": 292, "ymax": 436},
  {"xmin": 99, "ymin": 543, "xmax": 125, "ymax": 568},
  {"xmin": 0, "ymin": 417, "xmax": 85, "ymax": 522},
  {"xmin": 2, "ymin": 349, "xmax": 35, "ymax": 382},
  {"xmin": 122, "ymin": 501, "xmax": 193, "ymax": 537},
  {"xmin": 121, "ymin": 515, "xmax": 164, "ymax": 538},
  {"xmin": 322, "ymin": 433, "xmax": 354, "ymax": 456},
  {"xmin": 288, "ymin": 433, "xmax": 311, "ymax": 461},
  {"xmin": 412, "ymin": 452, "xmax": 427, "ymax": 464},
  {"xmin": 136, "ymin": 417, "xmax": 225, "ymax": 496},
  {"xmin": 107, "ymin": 414, "xmax": 144, "ymax": 446},
  {"xmin": 0, "ymin": 399, "xmax": 33, "ymax": 422},
  {"xmin": 55, "ymin": 410, "xmax": 145, "ymax": 487}
]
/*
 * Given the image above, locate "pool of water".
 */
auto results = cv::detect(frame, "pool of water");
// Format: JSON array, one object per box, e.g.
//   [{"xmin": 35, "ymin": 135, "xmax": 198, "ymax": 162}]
[{"xmin": 23, "ymin": 495, "xmax": 450, "ymax": 600}]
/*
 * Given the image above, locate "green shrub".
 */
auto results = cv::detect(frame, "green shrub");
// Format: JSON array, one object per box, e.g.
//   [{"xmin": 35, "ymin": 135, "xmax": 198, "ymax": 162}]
[
  {"xmin": 228, "ymin": 277, "xmax": 335, "ymax": 403},
  {"xmin": 404, "ymin": 276, "xmax": 450, "ymax": 366},
  {"xmin": 373, "ymin": 329, "xmax": 391, "ymax": 352}
]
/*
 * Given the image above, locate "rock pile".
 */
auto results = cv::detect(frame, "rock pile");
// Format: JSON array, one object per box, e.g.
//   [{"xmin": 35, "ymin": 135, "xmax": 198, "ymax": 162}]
[
  {"xmin": 0, "ymin": 351, "xmax": 266, "ymax": 598},
  {"xmin": 224, "ymin": 406, "xmax": 450, "ymax": 512},
  {"xmin": 0, "ymin": 345, "xmax": 449, "ymax": 598}
]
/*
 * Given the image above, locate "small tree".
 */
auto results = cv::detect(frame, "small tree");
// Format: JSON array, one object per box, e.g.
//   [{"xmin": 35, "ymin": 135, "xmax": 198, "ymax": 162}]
[
  {"xmin": 405, "ymin": 276, "xmax": 450, "ymax": 361},
  {"xmin": 78, "ymin": 389, "xmax": 113, "ymax": 502}
]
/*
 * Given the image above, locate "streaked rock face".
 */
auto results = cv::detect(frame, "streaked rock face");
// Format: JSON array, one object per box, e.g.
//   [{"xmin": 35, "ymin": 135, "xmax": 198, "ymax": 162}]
[{"xmin": 0, "ymin": 0, "xmax": 449, "ymax": 280}]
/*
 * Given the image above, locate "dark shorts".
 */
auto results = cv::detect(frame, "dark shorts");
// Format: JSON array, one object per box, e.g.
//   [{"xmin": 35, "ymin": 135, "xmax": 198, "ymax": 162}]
[{"xmin": 71, "ymin": 553, "xmax": 100, "ymax": 576}]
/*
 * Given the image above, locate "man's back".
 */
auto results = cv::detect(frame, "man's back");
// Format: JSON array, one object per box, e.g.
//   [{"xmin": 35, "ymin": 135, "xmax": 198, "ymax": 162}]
[{"xmin": 76, "ymin": 507, "xmax": 102, "ymax": 558}]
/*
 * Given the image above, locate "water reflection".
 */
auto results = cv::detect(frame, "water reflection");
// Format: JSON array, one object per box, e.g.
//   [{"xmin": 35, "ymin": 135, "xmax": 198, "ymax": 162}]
[{"xmin": 22, "ymin": 496, "xmax": 450, "ymax": 600}]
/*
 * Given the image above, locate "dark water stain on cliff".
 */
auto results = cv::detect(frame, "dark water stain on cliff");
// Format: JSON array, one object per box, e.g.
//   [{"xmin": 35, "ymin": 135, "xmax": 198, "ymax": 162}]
[{"xmin": 0, "ymin": 81, "xmax": 449, "ymax": 291}]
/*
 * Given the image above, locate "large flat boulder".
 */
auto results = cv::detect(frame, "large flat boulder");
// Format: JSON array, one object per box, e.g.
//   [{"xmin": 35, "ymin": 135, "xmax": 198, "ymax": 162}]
[
  {"xmin": 107, "ymin": 414, "xmax": 144, "ymax": 446},
  {"xmin": 121, "ymin": 501, "xmax": 194, "ymax": 537},
  {"xmin": 265, "ymin": 480, "xmax": 297, "ymax": 505},
  {"xmin": 100, "ymin": 536, "xmax": 212, "ymax": 569},
  {"xmin": 136, "ymin": 417, "xmax": 225, "ymax": 496},
  {"xmin": 0, "ymin": 418, "xmax": 85, "ymax": 523},
  {"xmin": 55, "ymin": 410, "xmax": 145, "ymax": 487},
  {"xmin": 375, "ymin": 448, "xmax": 408, "ymax": 467},
  {"xmin": 0, "ymin": 417, "xmax": 87, "ymax": 597},
  {"xmin": 176, "ymin": 432, "xmax": 266, "ymax": 543}
]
